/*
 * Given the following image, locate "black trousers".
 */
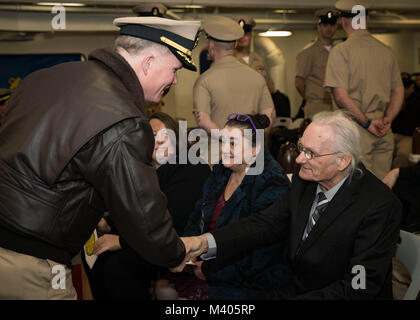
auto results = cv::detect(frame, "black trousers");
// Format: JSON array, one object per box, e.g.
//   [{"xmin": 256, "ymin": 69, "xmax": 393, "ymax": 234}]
[{"xmin": 81, "ymin": 247, "xmax": 157, "ymax": 300}]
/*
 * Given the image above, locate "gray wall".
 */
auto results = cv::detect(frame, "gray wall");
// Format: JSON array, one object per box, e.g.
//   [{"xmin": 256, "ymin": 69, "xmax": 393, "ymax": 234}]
[{"xmin": 0, "ymin": 29, "xmax": 418, "ymax": 125}]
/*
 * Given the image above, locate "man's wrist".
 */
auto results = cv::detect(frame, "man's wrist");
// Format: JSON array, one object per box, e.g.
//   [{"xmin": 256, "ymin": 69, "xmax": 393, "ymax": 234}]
[
  {"xmin": 364, "ymin": 119, "xmax": 371, "ymax": 129},
  {"xmin": 200, "ymin": 234, "xmax": 209, "ymax": 252},
  {"xmin": 200, "ymin": 233, "xmax": 216, "ymax": 260}
]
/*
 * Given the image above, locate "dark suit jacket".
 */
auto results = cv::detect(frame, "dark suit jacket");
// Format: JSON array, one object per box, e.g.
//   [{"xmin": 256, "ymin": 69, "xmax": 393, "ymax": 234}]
[
  {"xmin": 209, "ymin": 164, "xmax": 402, "ymax": 299},
  {"xmin": 393, "ymin": 162, "xmax": 420, "ymax": 231}
]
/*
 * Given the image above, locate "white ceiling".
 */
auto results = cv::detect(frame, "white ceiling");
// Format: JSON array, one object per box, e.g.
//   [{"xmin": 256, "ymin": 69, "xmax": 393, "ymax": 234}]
[
  {"xmin": 0, "ymin": 0, "xmax": 420, "ymax": 33},
  {"xmin": 3, "ymin": 0, "xmax": 420, "ymax": 9}
]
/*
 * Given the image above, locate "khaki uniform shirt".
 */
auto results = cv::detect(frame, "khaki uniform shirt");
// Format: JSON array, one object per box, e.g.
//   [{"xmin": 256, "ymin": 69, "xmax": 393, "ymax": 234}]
[
  {"xmin": 236, "ymin": 51, "xmax": 273, "ymax": 87},
  {"xmin": 193, "ymin": 55, "xmax": 274, "ymax": 129},
  {"xmin": 296, "ymin": 38, "xmax": 333, "ymax": 104},
  {"xmin": 324, "ymin": 30, "xmax": 402, "ymax": 117}
]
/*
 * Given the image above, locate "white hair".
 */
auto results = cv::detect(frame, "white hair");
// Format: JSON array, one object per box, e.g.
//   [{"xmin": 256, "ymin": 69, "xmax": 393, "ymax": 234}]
[
  {"xmin": 114, "ymin": 35, "xmax": 171, "ymax": 57},
  {"xmin": 312, "ymin": 110, "xmax": 362, "ymax": 177}
]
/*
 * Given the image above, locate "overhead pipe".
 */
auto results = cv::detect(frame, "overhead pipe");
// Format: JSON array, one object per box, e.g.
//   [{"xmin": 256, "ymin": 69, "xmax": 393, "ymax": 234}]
[{"xmin": 253, "ymin": 35, "xmax": 287, "ymax": 95}]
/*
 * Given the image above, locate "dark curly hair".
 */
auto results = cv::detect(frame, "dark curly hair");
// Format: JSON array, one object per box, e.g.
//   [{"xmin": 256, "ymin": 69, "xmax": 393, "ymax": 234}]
[{"xmin": 224, "ymin": 114, "xmax": 269, "ymax": 147}]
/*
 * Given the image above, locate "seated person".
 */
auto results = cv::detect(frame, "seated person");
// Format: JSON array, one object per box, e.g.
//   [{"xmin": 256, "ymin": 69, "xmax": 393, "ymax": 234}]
[
  {"xmin": 169, "ymin": 114, "xmax": 292, "ymax": 300},
  {"xmin": 391, "ymin": 77, "xmax": 420, "ymax": 168},
  {"xmin": 82, "ymin": 112, "xmax": 211, "ymax": 300},
  {"xmin": 181, "ymin": 110, "xmax": 402, "ymax": 300},
  {"xmin": 383, "ymin": 162, "xmax": 420, "ymax": 232},
  {"xmin": 268, "ymin": 79, "xmax": 291, "ymax": 118}
]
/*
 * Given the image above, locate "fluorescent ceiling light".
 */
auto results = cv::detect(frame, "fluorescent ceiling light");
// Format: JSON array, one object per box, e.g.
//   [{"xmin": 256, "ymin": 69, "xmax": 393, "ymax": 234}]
[
  {"xmin": 259, "ymin": 31, "xmax": 293, "ymax": 37},
  {"xmin": 37, "ymin": 2, "xmax": 86, "ymax": 6},
  {"xmin": 274, "ymin": 9, "xmax": 297, "ymax": 14},
  {"xmin": 172, "ymin": 5, "xmax": 204, "ymax": 9}
]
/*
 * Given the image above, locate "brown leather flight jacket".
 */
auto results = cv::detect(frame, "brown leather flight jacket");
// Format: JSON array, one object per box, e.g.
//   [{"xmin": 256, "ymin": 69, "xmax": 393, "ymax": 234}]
[{"xmin": 0, "ymin": 48, "xmax": 185, "ymax": 267}]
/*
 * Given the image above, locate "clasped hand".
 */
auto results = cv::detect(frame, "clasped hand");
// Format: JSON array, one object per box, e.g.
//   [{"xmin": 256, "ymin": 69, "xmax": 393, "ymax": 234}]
[
  {"xmin": 368, "ymin": 117, "xmax": 391, "ymax": 137},
  {"xmin": 169, "ymin": 235, "xmax": 209, "ymax": 273}
]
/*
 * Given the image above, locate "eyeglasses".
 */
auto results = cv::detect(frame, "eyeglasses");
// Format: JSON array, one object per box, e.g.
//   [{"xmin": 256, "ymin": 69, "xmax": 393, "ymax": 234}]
[
  {"xmin": 227, "ymin": 113, "xmax": 258, "ymax": 133},
  {"xmin": 297, "ymin": 141, "xmax": 341, "ymax": 160}
]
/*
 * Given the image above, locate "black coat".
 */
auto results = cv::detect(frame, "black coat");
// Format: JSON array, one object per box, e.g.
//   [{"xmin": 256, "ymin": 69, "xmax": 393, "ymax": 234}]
[
  {"xmin": 392, "ymin": 91, "xmax": 420, "ymax": 136},
  {"xmin": 209, "ymin": 165, "xmax": 402, "ymax": 299},
  {"xmin": 157, "ymin": 162, "xmax": 211, "ymax": 235},
  {"xmin": 393, "ymin": 162, "xmax": 420, "ymax": 231}
]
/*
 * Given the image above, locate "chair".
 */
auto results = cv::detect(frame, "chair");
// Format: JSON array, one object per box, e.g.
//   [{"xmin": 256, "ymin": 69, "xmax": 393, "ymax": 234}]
[
  {"xmin": 396, "ymin": 230, "xmax": 420, "ymax": 300},
  {"xmin": 276, "ymin": 141, "xmax": 299, "ymax": 174}
]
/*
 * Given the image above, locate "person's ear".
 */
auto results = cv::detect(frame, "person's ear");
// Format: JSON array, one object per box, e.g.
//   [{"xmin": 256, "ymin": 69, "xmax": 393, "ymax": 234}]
[
  {"xmin": 337, "ymin": 153, "xmax": 351, "ymax": 171},
  {"xmin": 141, "ymin": 54, "xmax": 154, "ymax": 76},
  {"xmin": 208, "ymin": 40, "xmax": 215, "ymax": 50}
]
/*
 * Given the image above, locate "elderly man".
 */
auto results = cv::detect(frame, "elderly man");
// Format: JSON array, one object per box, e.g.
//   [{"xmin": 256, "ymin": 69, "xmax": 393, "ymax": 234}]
[
  {"xmin": 193, "ymin": 16, "xmax": 275, "ymax": 134},
  {"xmin": 324, "ymin": 0, "xmax": 404, "ymax": 179},
  {"xmin": 0, "ymin": 16, "xmax": 200, "ymax": 299},
  {"xmin": 181, "ymin": 110, "xmax": 402, "ymax": 299},
  {"xmin": 295, "ymin": 8, "xmax": 339, "ymax": 119}
]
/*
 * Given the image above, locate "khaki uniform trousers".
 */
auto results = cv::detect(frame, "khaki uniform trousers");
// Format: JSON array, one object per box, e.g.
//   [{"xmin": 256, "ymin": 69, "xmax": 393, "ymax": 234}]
[
  {"xmin": 0, "ymin": 247, "xmax": 77, "ymax": 300},
  {"xmin": 304, "ymin": 100, "xmax": 333, "ymax": 120},
  {"xmin": 392, "ymin": 133, "xmax": 413, "ymax": 169},
  {"xmin": 359, "ymin": 127, "xmax": 394, "ymax": 180}
]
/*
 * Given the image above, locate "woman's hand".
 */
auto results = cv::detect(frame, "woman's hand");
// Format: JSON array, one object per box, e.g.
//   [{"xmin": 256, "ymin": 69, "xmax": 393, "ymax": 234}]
[{"xmin": 93, "ymin": 234, "xmax": 121, "ymax": 255}]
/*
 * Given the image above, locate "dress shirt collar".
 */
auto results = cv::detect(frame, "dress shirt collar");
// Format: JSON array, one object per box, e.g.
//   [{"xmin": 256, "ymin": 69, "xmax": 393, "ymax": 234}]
[{"xmin": 317, "ymin": 175, "xmax": 348, "ymax": 202}]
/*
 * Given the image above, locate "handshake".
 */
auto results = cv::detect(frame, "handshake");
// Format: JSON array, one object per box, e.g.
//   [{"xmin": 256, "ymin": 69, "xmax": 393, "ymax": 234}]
[{"xmin": 170, "ymin": 235, "xmax": 209, "ymax": 273}]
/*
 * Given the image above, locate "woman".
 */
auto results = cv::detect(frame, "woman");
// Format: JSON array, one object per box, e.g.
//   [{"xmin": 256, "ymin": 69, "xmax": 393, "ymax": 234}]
[
  {"xmin": 82, "ymin": 112, "xmax": 211, "ymax": 300},
  {"xmin": 179, "ymin": 113, "xmax": 292, "ymax": 300}
]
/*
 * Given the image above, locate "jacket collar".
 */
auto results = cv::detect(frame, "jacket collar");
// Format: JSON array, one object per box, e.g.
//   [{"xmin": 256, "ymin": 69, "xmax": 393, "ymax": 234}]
[
  {"xmin": 347, "ymin": 29, "xmax": 370, "ymax": 39},
  {"xmin": 212, "ymin": 55, "xmax": 238, "ymax": 67},
  {"xmin": 89, "ymin": 48, "xmax": 147, "ymax": 118}
]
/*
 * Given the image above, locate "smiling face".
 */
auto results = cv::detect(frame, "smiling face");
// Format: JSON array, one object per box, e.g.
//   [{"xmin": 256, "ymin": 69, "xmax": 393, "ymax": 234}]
[
  {"xmin": 220, "ymin": 125, "xmax": 257, "ymax": 172},
  {"xmin": 296, "ymin": 123, "xmax": 348, "ymax": 190},
  {"xmin": 150, "ymin": 117, "xmax": 177, "ymax": 167},
  {"xmin": 237, "ymin": 32, "xmax": 252, "ymax": 49},
  {"xmin": 140, "ymin": 50, "xmax": 182, "ymax": 104},
  {"xmin": 317, "ymin": 23, "xmax": 337, "ymax": 41}
]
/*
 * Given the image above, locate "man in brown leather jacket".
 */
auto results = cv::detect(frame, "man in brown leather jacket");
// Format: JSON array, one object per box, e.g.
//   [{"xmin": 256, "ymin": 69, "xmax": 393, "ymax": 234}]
[{"xmin": 0, "ymin": 16, "xmax": 200, "ymax": 299}]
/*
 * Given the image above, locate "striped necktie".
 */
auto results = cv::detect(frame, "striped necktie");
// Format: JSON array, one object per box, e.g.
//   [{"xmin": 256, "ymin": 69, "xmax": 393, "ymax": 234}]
[{"xmin": 302, "ymin": 192, "xmax": 329, "ymax": 241}]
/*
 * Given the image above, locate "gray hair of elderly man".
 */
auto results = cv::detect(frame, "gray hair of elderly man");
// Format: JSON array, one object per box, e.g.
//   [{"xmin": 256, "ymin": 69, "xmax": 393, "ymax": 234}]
[
  {"xmin": 115, "ymin": 35, "xmax": 170, "ymax": 56},
  {"xmin": 312, "ymin": 110, "xmax": 362, "ymax": 178}
]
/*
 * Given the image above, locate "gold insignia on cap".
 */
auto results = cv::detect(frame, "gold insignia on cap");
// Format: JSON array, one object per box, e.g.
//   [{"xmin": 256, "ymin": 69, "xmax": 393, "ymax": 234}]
[
  {"xmin": 176, "ymin": 50, "xmax": 196, "ymax": 68},
  {"xmin": 160, "ymin": 36, "xmax": 192, "ymax": 56},
  {"xmin": 192, "ymin": 30, "xmax": 200, "ymax": 49}
]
